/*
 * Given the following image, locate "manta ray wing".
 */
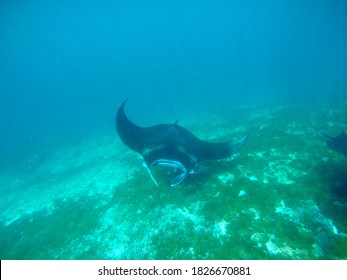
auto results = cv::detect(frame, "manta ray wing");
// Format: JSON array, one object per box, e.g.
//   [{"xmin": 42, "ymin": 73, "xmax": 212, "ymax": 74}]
[{"xmin": 326, "ymin": 132, "xmax": 347, "ymax": 156}]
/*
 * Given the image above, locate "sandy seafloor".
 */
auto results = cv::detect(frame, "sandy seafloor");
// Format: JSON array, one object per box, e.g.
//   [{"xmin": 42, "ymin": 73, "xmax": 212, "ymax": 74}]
[{"xmin": 1, "ymin": 101, "xmax": 347, "ymax": 260}]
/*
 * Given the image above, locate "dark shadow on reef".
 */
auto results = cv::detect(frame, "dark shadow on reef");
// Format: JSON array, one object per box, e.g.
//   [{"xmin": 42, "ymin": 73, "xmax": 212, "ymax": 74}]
[{"xmin": 316, "ymin": 160, "xmax": 347, "ymax": 199}]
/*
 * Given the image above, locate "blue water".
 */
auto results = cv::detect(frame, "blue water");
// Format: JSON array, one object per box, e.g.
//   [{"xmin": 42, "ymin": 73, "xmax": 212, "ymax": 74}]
[{"xmin": 1, "ymin": 0, "xmax": 347, "ymax": 259}]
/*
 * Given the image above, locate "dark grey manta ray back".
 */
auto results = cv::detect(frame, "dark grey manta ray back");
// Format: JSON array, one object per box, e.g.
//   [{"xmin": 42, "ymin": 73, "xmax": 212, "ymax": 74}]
[{"xmin": 116, "ymin": 100, "xmax": 248, "ymax": 186}]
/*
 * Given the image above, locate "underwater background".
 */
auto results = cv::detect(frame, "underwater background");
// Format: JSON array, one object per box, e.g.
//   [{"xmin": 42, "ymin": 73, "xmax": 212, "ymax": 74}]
[{"xmin": 1, "ymin": 0, "xmax": 347, "ymax": 259}]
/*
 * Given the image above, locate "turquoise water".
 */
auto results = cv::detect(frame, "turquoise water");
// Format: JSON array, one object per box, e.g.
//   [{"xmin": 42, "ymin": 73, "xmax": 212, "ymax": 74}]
[
  {"xmin": 1, "ymin": 102, "xmax": 346, "ymax": 259},
  {"xmin": 1, "ymin": 0, "xmax": 347, "ymax": 259}
]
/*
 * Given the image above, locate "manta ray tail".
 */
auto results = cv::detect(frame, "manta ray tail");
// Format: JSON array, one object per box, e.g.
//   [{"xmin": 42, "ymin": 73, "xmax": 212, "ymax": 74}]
[{"xmin": 312, "ymin": 126, "xmax": 334, "ymax": 140}]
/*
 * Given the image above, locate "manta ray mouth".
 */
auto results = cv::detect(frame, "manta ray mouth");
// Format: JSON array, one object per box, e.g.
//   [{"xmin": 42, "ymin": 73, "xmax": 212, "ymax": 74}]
[{"xmin": 145, "ymin": 159, "xmax": 188, "ymax": 187}]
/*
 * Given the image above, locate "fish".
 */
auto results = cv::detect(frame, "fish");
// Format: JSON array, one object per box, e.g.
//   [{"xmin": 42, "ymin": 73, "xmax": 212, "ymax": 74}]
[
  {"xmin": 314, "ymin": 128, "xmax": 347, "ymax": 156},
  {"xmin": 116, "ymin": 100, "xmax": 248, "ymax": 187}
]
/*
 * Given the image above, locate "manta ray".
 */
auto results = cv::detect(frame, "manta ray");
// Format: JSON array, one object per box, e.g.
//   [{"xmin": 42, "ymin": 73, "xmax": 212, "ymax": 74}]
[
  {"xmin": 314, "ymin": 128, "xmax": 347, "ymax": 156},
  {"xmin": 116, "ymin": 100, "xmax": 248, "ymax": 187}
]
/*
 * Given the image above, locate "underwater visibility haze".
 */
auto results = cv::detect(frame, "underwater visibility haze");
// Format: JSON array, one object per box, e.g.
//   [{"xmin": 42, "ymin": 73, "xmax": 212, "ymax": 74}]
[{"xmin": 1, "ymin": 0, "xmax": 347, "ymax": 259}]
